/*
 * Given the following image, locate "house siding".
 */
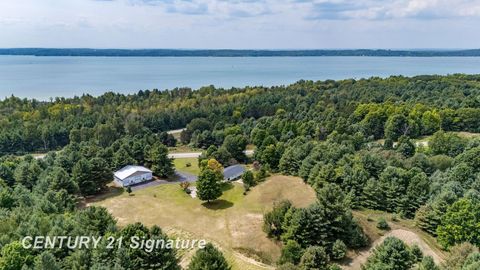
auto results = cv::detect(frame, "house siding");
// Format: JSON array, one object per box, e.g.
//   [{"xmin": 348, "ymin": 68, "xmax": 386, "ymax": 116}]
[{"xmin": 117, "ymin": 172, "xmax": 153, "ymax": 187}]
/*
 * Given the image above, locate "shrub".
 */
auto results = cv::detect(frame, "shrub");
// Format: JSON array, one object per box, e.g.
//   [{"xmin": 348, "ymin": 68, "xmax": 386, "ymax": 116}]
[
  {"xmin": 299, "ymin": 246, "xmax": 329, "ymax": 270},
  {"xmin": 410, "ymin": 244, "xmax": 423, "ymax": 262},
  {"xmin": 377, "ymin": 217, "xmax": 390, "ymax": 230},
  {"xmin": 419, "ymin": 256, "xmax": 439, "ymax": 270},
  {"xmin": 332, "ymin": 240, "xmax": 347, "ymax": 260},
  {"xmin": 180, "ymin": 182, "xmax": 190, "ymax": 191},
  {"xmin": 279, "ymin": 240, "xmax": 303, "ymax": 265}
]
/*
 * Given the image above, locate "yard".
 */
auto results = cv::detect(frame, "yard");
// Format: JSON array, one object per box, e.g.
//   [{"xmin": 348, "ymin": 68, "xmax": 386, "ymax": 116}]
[
  {"xmin": 90, "ymin": 175, "xmax": 317, "ymax": 269},
  {"xmin": 173, "ymin": 157, "xmax": 200, "ymax": 176}
]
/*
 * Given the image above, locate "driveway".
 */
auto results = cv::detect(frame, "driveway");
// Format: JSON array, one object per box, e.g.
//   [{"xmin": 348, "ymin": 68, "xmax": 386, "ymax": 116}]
[
  {"xmin": 128, "ymin": 170, "xmax": 198, "ymax": 191},
  {"xmin": 168, "ymin": 152, "xmax": 202, "ymax": 158},
  {"xmin": 168, "ymin": 150, "xmax": 254, "ymax": 159}
]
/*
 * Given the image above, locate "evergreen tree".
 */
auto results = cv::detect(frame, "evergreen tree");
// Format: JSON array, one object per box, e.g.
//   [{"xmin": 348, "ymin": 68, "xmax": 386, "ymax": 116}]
[
  {"xmin": 363, "ymin": 237, "xmax": 414, "ymax": 270},
  {"xmin": 33, "ymin": 251, "xmax": 60, "ymax": 270},
  {"xmin": 188, "ymin": 243, "xmax": 230, "ymax": 270},
  {"xmin": 146, "ymin": 143, "xmax": 174, "ymax": 177},
  {"xmin": 299, "ymin": 246, "xmax": 329, "ymax": 270},
  {"xmin": 113, "ymin": 148, "xmax": 136, "ymax": 170},
  {"xmin": 279, "ymin": 240, "xmax": 304, "ymax": 265}
]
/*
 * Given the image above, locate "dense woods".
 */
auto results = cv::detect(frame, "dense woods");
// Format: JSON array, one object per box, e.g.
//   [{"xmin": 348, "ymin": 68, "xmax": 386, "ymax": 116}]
[{"xmin": 2, "ymin": 74, "xmax": 480, "ymax": 268}]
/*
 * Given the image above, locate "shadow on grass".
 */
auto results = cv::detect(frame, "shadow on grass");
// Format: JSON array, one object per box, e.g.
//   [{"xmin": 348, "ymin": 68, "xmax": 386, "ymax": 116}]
[
  {"xmin": 85, "ymin": 186, "xmax": 125, "ymax": 204},
  {"xmin": 202, "ymin": 199, "xmax": 234, "ymax": 210},
  {"xmin": 221, "ymin": 182, "xmax": 234, "ymax": 192}
]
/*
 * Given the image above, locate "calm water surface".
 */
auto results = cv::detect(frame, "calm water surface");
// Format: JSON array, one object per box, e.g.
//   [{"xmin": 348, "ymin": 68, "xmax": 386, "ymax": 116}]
[{"xmin": 1, "ymin": 56, "xmax": 480, "ymax": 100}]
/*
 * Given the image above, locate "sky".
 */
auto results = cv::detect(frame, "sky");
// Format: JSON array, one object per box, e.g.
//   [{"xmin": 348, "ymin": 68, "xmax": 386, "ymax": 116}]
[{"xmin": 0, "ymin": 0, "xmax": 480, "ymax": 49}]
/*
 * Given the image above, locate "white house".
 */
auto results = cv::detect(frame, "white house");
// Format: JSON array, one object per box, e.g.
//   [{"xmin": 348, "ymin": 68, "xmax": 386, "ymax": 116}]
[{"xmin": 114, "ymin": 165, "xmax": 153, "ymax": 187}]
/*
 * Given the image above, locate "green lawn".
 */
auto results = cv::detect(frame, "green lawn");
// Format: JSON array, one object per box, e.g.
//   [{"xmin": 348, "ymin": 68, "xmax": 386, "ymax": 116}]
[{"xmin": 173, "ymin": 157, "xmax": 200, "ymax": 175}]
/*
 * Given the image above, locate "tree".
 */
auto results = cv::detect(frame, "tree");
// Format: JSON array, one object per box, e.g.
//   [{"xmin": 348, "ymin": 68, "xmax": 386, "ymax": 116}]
[
  {"xmin": 385, "ymin": 114, "xmax": 409, "ymax": 141},
  {"xmin": 396, "ymin": 136, "xmax": 415, "ymax": 158},
  {"xmin": 279, "ymin": 240, "xmax": 304, "ymax": 265},
  {"xmin": 283, "ymin": 184, "xmax": 367, "ymax": 251},
  {"xmin": 421, "ymin": 111, "xmax": 441, "ymax": 135},
  {"xmin": 442, "ymin": 242, "xmax": 478, "ymax": 270},
  {"xmin": 13, "ymin": 160, "xmax": 41, "ymax": 189},
  {"xmin": 429, "ymin": 131, "xmax": 466, "ymax": 157},
  {"xmin": 410, "ymin": 244, "xmax": 423, "ymax": 262},
  {"xmin": 331, "ymin": 240, "xmax": 347, "ymax": 260},
  {"xmin": 0, "ymin": 241, "xmax": 33, "ymax": 270},
  {"xmin": 188, "ymin": 243, "xmax": 231, "ymax": 270},
  {"xmin": 222, "ymin": 134, "xmax": 248, "ymax": 162},
  {"xmin": 73, "ymin": 158, "xmax": 112, "ymax": 195},
  {"xmin": 113, "ymin": 147, "xmax": 136, "ymax": 170},
  {"xmin": 41, "ymin": 166, "xmax": 78, "ymax": 194},
  {"xmin": 299, "ymin": 246, "xmax": 329, "ymax": 270},
  {"xmin": 73, "ymin": 158, "xmax": 94, "ymax": 195},
  {"xmin": 437, "ymin": 198, "xmax": 480, "ymax": 248},
  {"xmin": 33, "ymin": 251, "xmax": 60, "ymax": 270},
  {"xmin": 377, "ymin": 218, "xmax": 390, "ymax": 230},
  {"xmin": 363, "ymin": 237, "xmax": 414, "ymax": 270},
  {"xmin": 146, "ymin": 143, "xmax": 174, "ymax": 177},
  {"xmin": 242, "ymin": 170, "xmax": 255, "ymax": 189},
  {"xmin": 418, "ymin": 256, "xmax": 439, "ymax": 270},
  {"xmin": 263, "ymin": 200, "xmax": 293, "ymax": 239},
  {"xmin": 197, "ymin": 168, "xmax": 222, "ymax": 203}
]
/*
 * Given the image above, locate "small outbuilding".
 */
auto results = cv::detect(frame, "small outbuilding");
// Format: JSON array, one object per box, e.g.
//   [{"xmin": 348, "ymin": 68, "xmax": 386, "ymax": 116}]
[
  {"xmin": 114, "ymin": 165, "xmax": 153, "ymax": 187},
  {"xmin": 223, "ymin": 165, "xmax": 246, "ymax": 181}
]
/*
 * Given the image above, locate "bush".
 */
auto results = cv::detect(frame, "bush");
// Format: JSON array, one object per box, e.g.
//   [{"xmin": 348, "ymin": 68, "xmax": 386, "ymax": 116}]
[
  {"xmin": 377, "ymin": 217, "xmax": 390, "ymax": 230},
  {"xmin": 279, "ymin": 240, "xmax": 303, "ymax": 265},
  {"xmin": 410, "ymin": 244, "xmax": 423, "ymax": 262},
  {"xmin": 180, "ymin": 182, "xmax": 190, "ymax": 192},
  {"xmin": 419, "ymin": 256, "xmax": 439, "ymax": 270},
  {"xmin": 363, "ymin": 237, "xmax": 414, "ymax": 270},
  {"xmin": 277, "ymin": 263, "xmax": 299, "ymax": 270},
  {"xmin": 299, "ymin": 246, "xmax": 329, "ymax": 270},
  {"xmin": 188, "ymin": 243, "xmax": 231, "ymax": 270},
  {"xmin": 263, "ymin": 200, "xmax": 293, "ymax": 239},
  {"xmin": 332, "ymin": 240, "xmax": 347, "ymax": 260}
]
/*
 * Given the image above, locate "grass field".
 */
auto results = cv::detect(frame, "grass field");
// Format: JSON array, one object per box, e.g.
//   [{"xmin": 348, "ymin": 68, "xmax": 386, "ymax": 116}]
[
  {"xmin": 173, "ymin": 157, "xmax": 200, "ymax": 175},
  {"xmin": 91, "ymin": 175, "xmax": 317, "ymax": 269}
]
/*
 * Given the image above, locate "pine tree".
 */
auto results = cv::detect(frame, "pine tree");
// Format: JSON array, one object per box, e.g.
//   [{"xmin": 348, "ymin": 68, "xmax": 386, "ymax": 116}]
[
  {"xmin": 188, "ymin": 243, "xmax": 231, "ymax": 270},
  {"xmin": 146, "ymin": 143, "xmax": 174, "ymax": 177}
]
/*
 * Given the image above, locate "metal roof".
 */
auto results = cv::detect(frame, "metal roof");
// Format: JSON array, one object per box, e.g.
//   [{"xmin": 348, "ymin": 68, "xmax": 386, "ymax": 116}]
[
  {"xmin": 223, "ymin": 165, "xmax": 245, "ymax": 180},
  {"xmin": 114, "ymin": 165, "xmax": 152, "ymax": 180}
]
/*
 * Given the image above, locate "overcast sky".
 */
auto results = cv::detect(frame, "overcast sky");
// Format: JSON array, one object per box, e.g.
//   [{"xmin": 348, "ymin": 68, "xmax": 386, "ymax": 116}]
[{"xmin": 0, "ymin": 0, "xmax": 480, "ymax": 49}]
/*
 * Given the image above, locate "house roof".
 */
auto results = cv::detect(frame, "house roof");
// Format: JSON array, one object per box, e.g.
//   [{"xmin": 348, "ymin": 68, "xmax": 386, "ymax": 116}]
[
  {"xmin": 114, "ymin": 165, "xmax": 152, "ymax": 180},
  {"xmin": 223, "ymin": 165, "xmax": 245, "ymax": 179}
]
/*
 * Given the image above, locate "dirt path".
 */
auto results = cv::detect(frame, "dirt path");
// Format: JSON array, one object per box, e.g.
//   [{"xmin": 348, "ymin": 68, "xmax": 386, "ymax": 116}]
[
  {"xmin": 233, "ymin": 251, "xmax": 276, "ymax": 270},
  {"xmin": 343, "ymin": 229, "xmax": 443, "ymax": 269}
]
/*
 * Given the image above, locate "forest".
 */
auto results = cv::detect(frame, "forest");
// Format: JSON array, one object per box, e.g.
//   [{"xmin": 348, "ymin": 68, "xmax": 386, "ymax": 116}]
[{"xmin": 1, "ymin": 74, "xmax": 480, "ymax": 269}]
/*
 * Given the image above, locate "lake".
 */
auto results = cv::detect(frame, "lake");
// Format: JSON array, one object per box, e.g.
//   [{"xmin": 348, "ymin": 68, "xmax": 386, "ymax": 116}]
[{"xmin": 1, "ymin": 56, "xmax": 480, "ymax": 100}]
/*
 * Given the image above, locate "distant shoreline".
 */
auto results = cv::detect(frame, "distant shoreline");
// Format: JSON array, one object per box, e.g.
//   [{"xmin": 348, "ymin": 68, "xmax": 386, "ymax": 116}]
[{"xmin": 2, "ymin": 48, "xmax": 480, "ymax": 57}]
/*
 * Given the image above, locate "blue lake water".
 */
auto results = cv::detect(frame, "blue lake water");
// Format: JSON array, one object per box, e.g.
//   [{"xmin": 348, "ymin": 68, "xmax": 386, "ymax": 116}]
[{"xmin": 1, "ymin": 56, "xmax": 480, "ymax": 100}]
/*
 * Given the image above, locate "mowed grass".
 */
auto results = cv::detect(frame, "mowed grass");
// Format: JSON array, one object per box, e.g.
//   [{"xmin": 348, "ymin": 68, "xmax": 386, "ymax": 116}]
[
  {"xmin": 91, "ymin": 175, "xmax": 317, "ymax": 269},
  {"xmin": 173, "ymin": 157, "xmax": 200, "ymax": 175}
]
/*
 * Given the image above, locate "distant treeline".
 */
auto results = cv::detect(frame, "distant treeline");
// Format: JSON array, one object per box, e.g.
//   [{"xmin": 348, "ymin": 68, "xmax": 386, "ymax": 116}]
[{"xmin": 2, "ymin": 48, "xmax": 480, "ymax": 57}]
